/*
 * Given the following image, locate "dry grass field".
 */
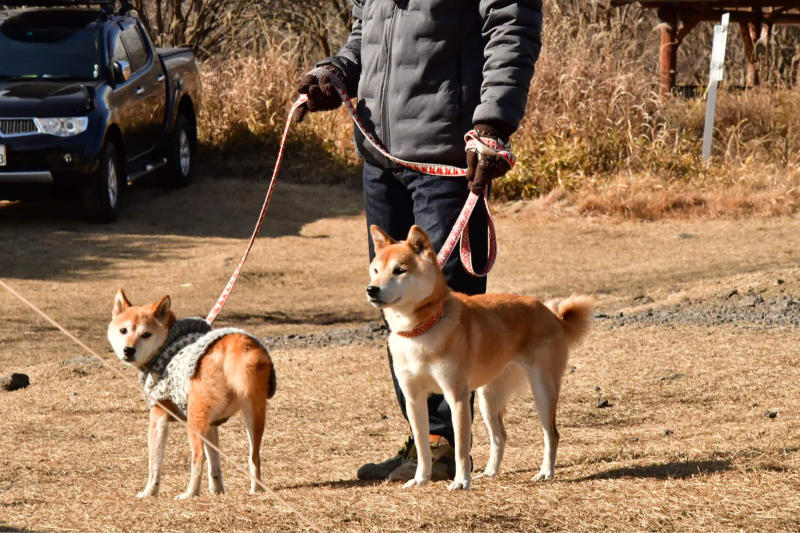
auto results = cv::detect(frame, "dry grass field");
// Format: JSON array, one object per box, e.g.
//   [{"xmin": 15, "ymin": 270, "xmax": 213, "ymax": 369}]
[
  {"xmin": 194, "ymin": 8, "xmax": 800, "ymax": 205},
  {"xmin": 1, "ymin": 176, "xmax": 800, "ymax": 532}
]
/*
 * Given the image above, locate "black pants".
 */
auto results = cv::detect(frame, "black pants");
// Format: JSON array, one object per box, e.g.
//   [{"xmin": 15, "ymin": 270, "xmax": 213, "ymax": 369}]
[{"xmin": 363, "ymin": 161, "xmax": 488, "ymax": 446}]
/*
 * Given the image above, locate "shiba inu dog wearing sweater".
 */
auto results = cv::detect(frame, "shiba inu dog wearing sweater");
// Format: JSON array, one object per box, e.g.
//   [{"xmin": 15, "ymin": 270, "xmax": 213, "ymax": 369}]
[
  {"xmin": 107, "ymin": 289, "xmax": 276, "ymax": 499},
  {"xmin": 366, "ymin": 225, "xmax": 593, "ymax": 490}
]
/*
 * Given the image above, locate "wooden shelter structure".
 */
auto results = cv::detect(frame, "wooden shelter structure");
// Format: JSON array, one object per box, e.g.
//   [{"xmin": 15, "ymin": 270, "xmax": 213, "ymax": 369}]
[{"xmin": 612, "ymin": 1, "xmax": 800, "ymax": 95}]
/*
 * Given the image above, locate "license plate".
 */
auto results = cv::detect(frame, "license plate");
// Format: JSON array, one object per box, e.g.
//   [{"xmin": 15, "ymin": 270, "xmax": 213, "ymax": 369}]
[{"xmin": 0, "ymin": 145, "xmax": 5, "ymax": 166}]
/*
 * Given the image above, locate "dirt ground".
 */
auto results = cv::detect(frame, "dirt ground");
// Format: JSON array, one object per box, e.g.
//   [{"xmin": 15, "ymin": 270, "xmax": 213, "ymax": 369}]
[{"xmin": 1, "ymin": 176, "xmax": 800, "ymax": 532}]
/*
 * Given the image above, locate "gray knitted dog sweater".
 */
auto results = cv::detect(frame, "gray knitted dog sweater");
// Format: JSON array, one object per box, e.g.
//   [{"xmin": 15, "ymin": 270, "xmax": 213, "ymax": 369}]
[{"xmin": 137, "ymin": 318, "xmax": 271, "ymax": 419}]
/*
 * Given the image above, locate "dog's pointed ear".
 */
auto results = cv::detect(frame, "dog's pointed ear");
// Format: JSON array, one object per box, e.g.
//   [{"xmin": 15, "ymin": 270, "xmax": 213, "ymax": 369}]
[
  {"xmin": 152, "ymin": 295, "xmax": 172, "ymax": 322},
  {"xmin": 370, "ymin": 225, "xmax": 395, "ymax": 251},
  {"xmin": 112, "ymin": 289, "xmax": 132, "ymax": 317},
  {"xmin": 407, "ymin": 225, "xmax": 434, "ymax": 255}
]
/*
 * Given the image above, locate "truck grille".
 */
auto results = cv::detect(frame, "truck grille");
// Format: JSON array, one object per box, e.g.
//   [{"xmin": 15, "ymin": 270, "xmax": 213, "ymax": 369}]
[{"xmin": 0, "ymin": 119, "xmax": 39, "ymax": 137}]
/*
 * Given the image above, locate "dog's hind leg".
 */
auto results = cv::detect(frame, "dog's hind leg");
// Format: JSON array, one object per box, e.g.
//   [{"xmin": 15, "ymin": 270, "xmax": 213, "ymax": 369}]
[
  {"xmin": 476, "ymin": 362, "xmax": 526, "ymax": 479},
  {"xmin": 204, "ymin": 425, "xmax": 224, "ymax": 495},
  {"xmin": 138, "ymin": 406, "xmax": 170, "ymax": 498},
  {"xmin": 527, "ymin": 364, "xmax": 561, "ymax": 482},
  {"xmin": 241, "ymin": 400, "xmax": 266, "ymax": 494}
]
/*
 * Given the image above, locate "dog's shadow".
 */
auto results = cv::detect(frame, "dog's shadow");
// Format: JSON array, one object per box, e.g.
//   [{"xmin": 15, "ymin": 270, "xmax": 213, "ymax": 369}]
[
  {"xmin": 278, "ymin": 459, "xmax": 734, "ymax": 490},
  {"xmin": 277, "ymin": 478, "xmax": 383, "ymax": 490},
  {"xmin": 571, "ymin": 459, "xmax": 732, "ymax": 481},
  {"xmin": 0, "ymin": 525, "xmax": 43, "ymax": 532}
]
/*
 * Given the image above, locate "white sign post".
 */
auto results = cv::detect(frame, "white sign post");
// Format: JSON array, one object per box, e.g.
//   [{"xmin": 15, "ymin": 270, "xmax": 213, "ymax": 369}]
[{"xmin": 702, "ymin": 12, "xmax": 730, "ymax": 161}]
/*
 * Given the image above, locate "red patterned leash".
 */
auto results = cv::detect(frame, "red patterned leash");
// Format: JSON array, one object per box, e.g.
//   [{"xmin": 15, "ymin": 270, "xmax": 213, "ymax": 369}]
[
  {"xmin": 439, "ymin": 189, "xmax": 497, "ymax": 275},
  {"xmin": 205, "ymin": 96, "xmax": 309, "ymax": 324},
  {"xmin": 207, "ymin": 91, "xmax": 514, "ymax": 323}
]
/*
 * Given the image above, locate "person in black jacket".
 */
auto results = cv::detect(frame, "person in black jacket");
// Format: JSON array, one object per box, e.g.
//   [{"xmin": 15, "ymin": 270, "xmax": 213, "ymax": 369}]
[{"xmin": 297, "ymin": 0, "xmax": 542, "ymax": 481}]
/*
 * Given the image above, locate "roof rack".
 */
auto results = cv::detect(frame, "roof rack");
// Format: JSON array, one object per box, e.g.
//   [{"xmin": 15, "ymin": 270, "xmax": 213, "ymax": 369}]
[
  {"xmin": 0, "ymin": 0, "xmax": 137, "ymax": 15},
  {"xmin": 0, "ymin": 1, "xmax": 118, "ymax": 9}
]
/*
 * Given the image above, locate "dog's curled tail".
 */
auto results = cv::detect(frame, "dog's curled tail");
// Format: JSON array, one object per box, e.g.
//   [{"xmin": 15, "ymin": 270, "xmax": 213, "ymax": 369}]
[{"xmin": 547, "ymin": 295, "xmax": 595, "ymax": 348}]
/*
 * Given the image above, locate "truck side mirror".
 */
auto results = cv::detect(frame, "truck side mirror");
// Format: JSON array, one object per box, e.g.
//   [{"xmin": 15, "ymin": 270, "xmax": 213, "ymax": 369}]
[{"xmin": 112, "ymin": 60, "xmax": 132, "ymax": 84}]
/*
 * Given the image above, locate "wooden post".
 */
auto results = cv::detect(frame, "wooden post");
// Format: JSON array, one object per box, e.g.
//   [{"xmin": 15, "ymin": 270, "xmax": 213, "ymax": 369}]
[
  {"xmin": 797, "ymin": 61, "xmax": 800, "ymax": 88},
  {"xmin": 658, "ymin": 6, "xmax": 678, "ymax": 97},
  {"xmin": 757, "ymin": 21, "xmax": 772, "ymax": 83},
  {"xmin": 740, "ymin": 21, "xmax": 759, "ymax": 86}
]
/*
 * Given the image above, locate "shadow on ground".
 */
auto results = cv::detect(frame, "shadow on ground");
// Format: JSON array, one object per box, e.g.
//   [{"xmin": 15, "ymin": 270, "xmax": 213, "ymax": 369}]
[
  {"xmin": 0, "ymin": 526, "xmax": 43, "ymax": 533},
  {"xmin": 0, "ymin": 170, "xmax": 361, "ymax": 240},
  {"xmin": 577, "ymin": 459, "xmax": 732, "ymax": 481},
  {"xmin": 0, "ymin": 144, "xmax": 363, "ymax": 281},
  {"xmin": 277, "ymin": 478, "xmax": 382, "ymax": 491}
]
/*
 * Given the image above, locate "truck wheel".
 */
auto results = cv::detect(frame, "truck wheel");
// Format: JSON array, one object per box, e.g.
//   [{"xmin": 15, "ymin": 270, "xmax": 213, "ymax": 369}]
[
  {"xmin": 162, "ymin": 114, "xmax": 194, "ymax": 187},
  {"xmin": 83, "ymin": 142, "xmax": 123, "ymax": 223}
]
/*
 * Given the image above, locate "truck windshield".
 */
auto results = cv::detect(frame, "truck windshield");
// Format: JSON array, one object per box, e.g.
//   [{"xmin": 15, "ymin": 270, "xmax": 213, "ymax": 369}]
[{"xmin": 0, "ymin": 13, "xmax": 102, "ymax": 81}]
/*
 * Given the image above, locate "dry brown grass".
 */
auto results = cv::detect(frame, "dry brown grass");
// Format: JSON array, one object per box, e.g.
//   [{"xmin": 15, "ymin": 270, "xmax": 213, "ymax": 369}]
[
  {"xmin": 189, "ymin": 5, "xmax": 800, "ymax": 219},
  {"xmin": 197, "ymin": 53, "xmax": 359, "ymax": 184},
  {"xmin": 4, "ymin": 5, "xmax": 800, "ymax": 530},
  {"xmin": 495, "ymin": 10, "xmax": 800, "ymax": 207},
  {"xmin": 2, "ymin": 183, "xmax": 800, "ymax": 531},
  {"xmin": 526, "ymin": 169, "xmax": 800, "ymax": 220},
  {"xmin": 3, "ymin": 327, "xmax": 800, "ymax": 532},
  {"xmin": 196, "ymin": 47, "xmax": 800, "ymax": 220}
]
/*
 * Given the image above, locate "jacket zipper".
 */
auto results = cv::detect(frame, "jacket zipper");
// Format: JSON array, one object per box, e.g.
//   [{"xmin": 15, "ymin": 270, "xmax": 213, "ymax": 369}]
[{"xmin": 379, "ymin": 3, "xmax": 398, "ymax": 157}]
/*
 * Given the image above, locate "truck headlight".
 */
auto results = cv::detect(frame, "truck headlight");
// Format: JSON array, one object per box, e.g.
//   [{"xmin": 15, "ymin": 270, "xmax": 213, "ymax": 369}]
[{"xmin": 34, "ymin": 117, "xmax": 89, "ymax": 137}]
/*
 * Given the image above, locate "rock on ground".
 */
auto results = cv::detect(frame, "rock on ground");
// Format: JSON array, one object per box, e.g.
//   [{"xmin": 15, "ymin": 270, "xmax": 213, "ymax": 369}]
[{"xmin": 1, "ymin": 373, "xmax": 30, "ymax": 391}]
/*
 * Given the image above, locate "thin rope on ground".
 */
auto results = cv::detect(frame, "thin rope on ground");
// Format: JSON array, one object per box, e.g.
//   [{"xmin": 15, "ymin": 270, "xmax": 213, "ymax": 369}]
[{"xmin": 0, "ymin": 278, "xmax": 324, "ymax": 533}]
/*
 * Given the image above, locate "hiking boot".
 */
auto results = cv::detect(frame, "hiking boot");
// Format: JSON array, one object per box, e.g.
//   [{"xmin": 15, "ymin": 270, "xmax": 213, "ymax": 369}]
[
  {"xmin": 387, "ymin": 436, "xmax": 456, "ymax": 482},
  {"xmin": 356, "ymin": 436, "xmax": 415, "ymax": 480}
]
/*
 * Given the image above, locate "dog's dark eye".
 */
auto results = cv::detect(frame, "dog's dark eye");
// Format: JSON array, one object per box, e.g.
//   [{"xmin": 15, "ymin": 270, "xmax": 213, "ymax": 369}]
[
  {"xmin": 393, "ymin": 266, "xmax": 407, "ymax": 275},
  {"xmin": 141, "ymin": 332, "xmax": 152, "ymax": 339},
  {"xmin": 119, "ymin": 328, "xmax": 127, "ymax": 334}
]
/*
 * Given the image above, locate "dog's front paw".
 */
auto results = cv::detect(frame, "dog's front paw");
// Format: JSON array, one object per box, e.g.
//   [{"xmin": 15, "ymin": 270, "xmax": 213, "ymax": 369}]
[
  {"xmin": 136, "ymin": 485, "xmax": 158, "ymax": 498},
  {"xmin": 447, "ymin": 478, "xmax": 471, "ymax": 491},
  {"xmin": 175, "ymin": 491, "xmax": 197, "ymax": 500},
  {"xmin": 402, "ymin": 477, "xmax": 429, "ymax": 489},
  {"xmin": 532, "ymin": 470, "xmax": 554, "ymax": 482},
  {"xmin": 209, "ymin": 478, "xmax": 225, "ymax": 495},
  {"xmin": 474, "ymin": 469, "xmax": 498, "ymax": 479}
]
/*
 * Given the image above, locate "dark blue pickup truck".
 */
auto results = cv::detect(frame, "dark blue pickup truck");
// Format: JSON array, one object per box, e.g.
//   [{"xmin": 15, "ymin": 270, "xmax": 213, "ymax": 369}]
[{"xmin": 0, "ymin": 1, "xmax": 201, "ymax": 221}]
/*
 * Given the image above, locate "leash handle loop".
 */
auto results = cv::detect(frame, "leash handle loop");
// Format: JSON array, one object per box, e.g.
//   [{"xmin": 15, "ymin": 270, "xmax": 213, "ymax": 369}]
[
  {"xmin": 464, "ymin": 129, "xmax": 516, "ymax": 170},
  {"xmin": 434, "ymin": 191, "xmax": 496, "ymax": 276}
]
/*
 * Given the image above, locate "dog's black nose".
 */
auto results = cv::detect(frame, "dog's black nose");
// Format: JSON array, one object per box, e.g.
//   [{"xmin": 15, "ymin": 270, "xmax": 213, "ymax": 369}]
[
  {"xmin": 123, "ymin": 346, "xmax": 136, "ymax": 359},
  {"xmin": 366, "ymin": 285, "xmax": 380, "ymax": 298}
]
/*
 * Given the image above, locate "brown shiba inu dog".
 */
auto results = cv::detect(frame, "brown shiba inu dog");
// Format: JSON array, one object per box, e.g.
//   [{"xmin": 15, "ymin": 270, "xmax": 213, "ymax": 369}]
[
  {"xmin": 367, "ymin": 225, "xmax": 593, "ymax": 490},
  {"xmin": 107, "ymin": 289, "xmax": 276, "ymax": 499}
]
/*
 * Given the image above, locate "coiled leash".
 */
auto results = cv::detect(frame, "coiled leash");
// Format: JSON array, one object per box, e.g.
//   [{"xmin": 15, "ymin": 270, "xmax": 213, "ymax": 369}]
[{"xmin": 206, "ymin": 91, "xmax": 515, "ymax": 324}]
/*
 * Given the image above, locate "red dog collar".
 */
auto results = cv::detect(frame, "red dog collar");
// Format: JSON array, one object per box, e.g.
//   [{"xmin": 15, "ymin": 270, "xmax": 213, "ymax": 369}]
[{"xmin": 396, "ymin": 308, "xmax": 445, "ymax": 338}]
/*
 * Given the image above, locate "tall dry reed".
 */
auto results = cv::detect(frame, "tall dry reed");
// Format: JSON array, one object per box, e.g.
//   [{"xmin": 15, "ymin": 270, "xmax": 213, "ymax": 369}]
[
  {"xmin": 197, "ymin": 52, "xmax": 359, "ymax": 183},
  {"xmin": 195, "ymin": 5, "xmax": 800, "ymax": 217}
]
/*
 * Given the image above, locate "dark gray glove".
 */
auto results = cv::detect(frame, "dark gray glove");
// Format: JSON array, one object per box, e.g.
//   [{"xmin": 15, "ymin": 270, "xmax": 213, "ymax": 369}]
[
  {"xmin": 295, "ymin": 65, "xmax": 345, "ymax": 123},
  {"xmin": 465, "ymin": 123, "xmax": 513, "ymax": 195}
]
